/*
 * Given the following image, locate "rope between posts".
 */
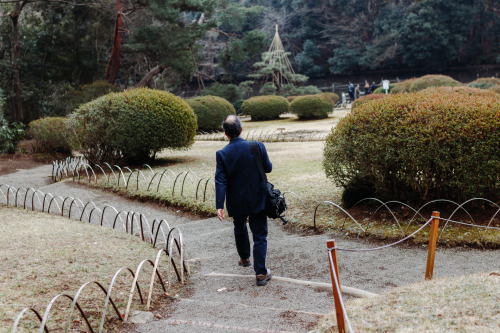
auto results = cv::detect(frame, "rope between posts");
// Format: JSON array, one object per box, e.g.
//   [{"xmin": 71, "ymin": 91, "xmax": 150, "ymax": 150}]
[
  {"xmin": 327, "ymin": 217, "xmax": 433, "ymax": 252},
  {"xmin": 438, "ymin": 217, "xmax": 500, "ymax": 230}
]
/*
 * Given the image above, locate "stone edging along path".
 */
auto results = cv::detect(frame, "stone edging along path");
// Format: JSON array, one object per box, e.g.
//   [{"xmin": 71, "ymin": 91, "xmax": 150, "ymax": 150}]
[{"xmin": 1, "ymin": 164, "xmax": 499, "ymax": 332}]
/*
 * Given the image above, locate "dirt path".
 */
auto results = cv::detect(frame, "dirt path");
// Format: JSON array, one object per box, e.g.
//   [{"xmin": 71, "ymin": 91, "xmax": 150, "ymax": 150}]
[{"xmin": 1, "ymin": 162, "xmax": 498, "ymax": 332}]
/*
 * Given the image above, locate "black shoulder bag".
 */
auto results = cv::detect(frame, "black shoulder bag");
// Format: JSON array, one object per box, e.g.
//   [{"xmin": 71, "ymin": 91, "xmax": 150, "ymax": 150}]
[{"xmin": 250, "ymin": 141, "xmax": 288, "ymax": 225}]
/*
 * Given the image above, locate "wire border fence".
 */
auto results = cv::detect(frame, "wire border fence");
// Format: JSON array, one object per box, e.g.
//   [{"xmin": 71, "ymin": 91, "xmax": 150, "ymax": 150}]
[
  {"xmin": 0, "ymin": 184, "xmax": 189, "ymax": 333},
  {"xmin": 51, "ymin": 157, "xmax": 215, "ymax": 206},
  {"xmin": 52, "ymin": 158, "xmax": 500, "ymax": 246}
]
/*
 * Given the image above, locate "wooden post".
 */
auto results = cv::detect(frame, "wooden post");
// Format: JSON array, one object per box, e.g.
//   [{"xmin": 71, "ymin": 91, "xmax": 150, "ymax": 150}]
[
  {"xmin": 327, "ymin": 239, "xmax": 345, "ymax": 333},
  {"xmin": 425, "ymin": 211, "xmax": 440, "ymax": 280}
]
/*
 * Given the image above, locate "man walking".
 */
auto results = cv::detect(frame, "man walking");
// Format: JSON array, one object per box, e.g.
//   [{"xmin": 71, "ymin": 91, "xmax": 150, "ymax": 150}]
[{"xmin": 215, "ymin": 115, "xmax": 273, "ymax": 286}]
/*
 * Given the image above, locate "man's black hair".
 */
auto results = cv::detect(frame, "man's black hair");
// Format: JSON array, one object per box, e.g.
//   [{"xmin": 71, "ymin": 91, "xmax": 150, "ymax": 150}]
[{"xmin": 222, "ymin": 115, "xmax": 242, "ymax": 139}]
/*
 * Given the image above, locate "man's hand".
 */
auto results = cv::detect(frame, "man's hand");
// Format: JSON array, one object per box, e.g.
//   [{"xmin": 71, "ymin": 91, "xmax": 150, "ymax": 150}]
[{"xmin": 217, "ymin": 208, "xmax": 225, "ymax": 221}]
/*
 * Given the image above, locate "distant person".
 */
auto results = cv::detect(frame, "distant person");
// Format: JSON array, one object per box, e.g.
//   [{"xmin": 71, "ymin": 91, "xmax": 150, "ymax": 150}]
[
  {"xmin": 364, "ymin": 81, "xmax": 371, "ymax": 95},
  {"xmin": 215, "ymin": 115, "xmax": 273, "ymax": 286},
  {"xmin": 355, "ymin": 84, "xmax": 360, "ymax": 100},
  {"xmin": 348, "ymin": 82, "xmax": 355, "ymax": 102},
  {"xmin": 370, "ymin": 81, "xmax": 379, "ymax": 93}
]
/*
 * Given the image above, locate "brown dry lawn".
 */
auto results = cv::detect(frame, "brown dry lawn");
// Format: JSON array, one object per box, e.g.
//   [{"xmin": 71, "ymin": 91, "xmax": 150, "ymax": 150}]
[
  {"xmin": 313, "ymin": 272, "xmax": 500, "ymax": 332},
  {"xmin": 0, "ymin": 206, "xmax": 170, "ymax": 332}
]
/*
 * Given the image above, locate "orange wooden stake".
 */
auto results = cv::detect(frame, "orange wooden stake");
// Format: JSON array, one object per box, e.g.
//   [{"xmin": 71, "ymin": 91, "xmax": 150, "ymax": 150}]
[
  {"xmin": 327, "ymin": 239, "xmax": 345, "ymax": 333},
  {"xmin": 425, "ymin": 211, "xmax": 440, "ymax": 280}
]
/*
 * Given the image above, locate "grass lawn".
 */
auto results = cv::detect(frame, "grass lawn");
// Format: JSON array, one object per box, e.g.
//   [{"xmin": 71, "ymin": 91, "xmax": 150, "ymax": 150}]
[
  {"xmin": 313, "ymin": 272, "xmax": 500, "ymax": 332},
  {"xmin": 0, "ymin": 206, "xmax": 174, "ymax": 332},
  {"xmin": 239, "ymin": 112, "xmax": 348, "ymax": 132}
]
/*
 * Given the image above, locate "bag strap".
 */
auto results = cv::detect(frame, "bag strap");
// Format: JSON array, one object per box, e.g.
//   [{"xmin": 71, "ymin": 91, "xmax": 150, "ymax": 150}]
[{"xmin": 250, "ymin": 141, "xmax": 268, "ymax": 183}]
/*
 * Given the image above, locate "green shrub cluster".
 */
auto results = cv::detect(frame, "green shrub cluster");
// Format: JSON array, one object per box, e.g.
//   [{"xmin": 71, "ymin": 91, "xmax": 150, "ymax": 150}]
[
  {"xmin": 0, "ymin": 116, "xmax": 24, "ymax": 154},
  {"xmin": 69, "ymin": 88, "xmax": 197, "ymax": 164},
  {"xmin": 28, "ymin": 117, "xmax": 73, "ymax": 155},
  {"xmin": 0, "ymin": 88, "xmax": 24, "ymax": 154},
  {"xmin": 241, "ymin": 95, "xmax": 289, "ymax": 121},
  {"xmin": 202, "ymin": 83, "xmax": 242, "ymax": 104},
  {"xmin": 259, "ymin": 82, "xmax": 277, "ymax": 95},
  {"xmin": 351, "ymin": 94, "xmax": 386, "ymax": 109},
  {"xmin": 185, "ymin": 95, "xmax": 235, "ymax": 132},
  {"xmin": 290, "ymin": 95, "xmax": 332, "ymax": 120},
  {"xmin": 233, "ymin": 100, "xmax": 244, "ymax": 115},
  {"xmin": 467, "ymin": 77, "xmax": 500, "ymax": 90},
  {"xmin": 391, "ymin": 78, "xmax": 417, "ymax": 93},
  {"xmin": 324, "ymin": 89, "xmax": 500, "ymax": 205},
  {"xmin": 281, "ymin": 84, "xmax": 322, "ymax": 97},
  {"xmin": 408, "ymin": 74, "xmax": 461, "ymax": 92}
]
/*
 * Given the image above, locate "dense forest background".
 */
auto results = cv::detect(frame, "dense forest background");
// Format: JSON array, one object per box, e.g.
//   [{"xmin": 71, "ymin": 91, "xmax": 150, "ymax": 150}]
[{"xmin": 1, "ymin": 0, "xmax": 500, "ymax": 122}]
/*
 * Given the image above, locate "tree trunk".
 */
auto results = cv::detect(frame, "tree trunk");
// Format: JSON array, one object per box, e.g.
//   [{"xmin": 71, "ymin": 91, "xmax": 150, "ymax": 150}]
[
  {"xmin": 11, "ymin": 1, "xmax": 23, "ymax": 122},
  {"xmin": 135, "ymin": 65, "xmax": 166, "ymax": 87},
  {"xmin": 105, "ymin": 0, "xmax": 123, "ymax": 84}
]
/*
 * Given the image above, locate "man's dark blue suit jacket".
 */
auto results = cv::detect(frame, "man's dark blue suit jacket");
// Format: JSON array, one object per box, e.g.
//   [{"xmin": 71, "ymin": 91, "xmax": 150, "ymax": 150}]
[{"xmin": 215, "ymin": 137, "xmax": 272, "ymax": 217}]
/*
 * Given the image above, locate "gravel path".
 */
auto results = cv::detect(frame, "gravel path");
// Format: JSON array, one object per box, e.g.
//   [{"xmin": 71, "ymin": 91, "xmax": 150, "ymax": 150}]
[{"xmin": 1, "ymin": 164, "xmax": 498, "ymax": 332}]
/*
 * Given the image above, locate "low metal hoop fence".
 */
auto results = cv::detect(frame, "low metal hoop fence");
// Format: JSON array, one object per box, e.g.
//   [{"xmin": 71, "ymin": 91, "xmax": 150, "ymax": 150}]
[{"xmin": 1, "ymin": 184, "xmax": 188, "ymax": 332}]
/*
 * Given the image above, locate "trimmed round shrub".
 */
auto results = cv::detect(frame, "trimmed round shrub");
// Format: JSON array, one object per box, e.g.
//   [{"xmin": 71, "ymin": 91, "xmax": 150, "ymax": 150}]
[
  {"xmin": 241, "ymin": 95, "xmax": 289, "ymax": 121},
  {"xmin": 29, "ymin": 117, "xmax": 72, "ymax": 155},
  {"xmin": 391, "ymin": 78, "xmax": 417, "ymax": 94},
  {"xmin": 290, "ymin": 95, "xmax": 332, "ymax": 120},
  {"xmin": 467, "ymin": 77, "xmax": 500, "ymax": 90},
  {"xmin": 69, "ymin": 88, "xmax": 197, "ymax": 164},
  {"xmin": 185, "ymin": 95, "xmax": 235, "ymax": 132},
  {"xmin": 324, "ymin": 90, "xmax": 500, "ymax": 204},
  {"xmin": 351, "ymin": 94, "xmax": 386, "ymax": 110},
  {"xmin": 408, "ymin": 74, "xmax": 461, "ymax": 92},
  {"xmin": 319, "ymin": 92, "xmax": 340, "ymax": 105}
]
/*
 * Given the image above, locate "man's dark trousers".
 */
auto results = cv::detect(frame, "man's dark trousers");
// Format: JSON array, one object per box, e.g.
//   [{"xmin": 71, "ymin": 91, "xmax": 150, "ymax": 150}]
[{"xmin": 233, "ymin": 211, "xmax": 268, "ymax": 275}]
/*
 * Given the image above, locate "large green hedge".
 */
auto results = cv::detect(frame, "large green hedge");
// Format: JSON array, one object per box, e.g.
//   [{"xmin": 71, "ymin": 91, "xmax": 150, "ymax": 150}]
[
  {"xmin": 186, "ymin": 95, "xmax": 235, "ymax": 132},
  {"xmin": 69, "ymin": 88, "xmax": 197, "ymax": 164},
  {"xmin": 290, "ymin": 95, "xmax": 332, "ymax": 120},
  {"xmin": 408, "ymin": 74, "xmax": 461, "ymax": 92},
  {"xmin": 29, "ymin": 117, "xmax": 72, "ymax": 155},
  {"xmin": 241, "ymin": 95, "xmax": 289, "ymax": 121},
  {"xmin": 324, "ymin": 89, "xmax": 500, "ymax": 205}
]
